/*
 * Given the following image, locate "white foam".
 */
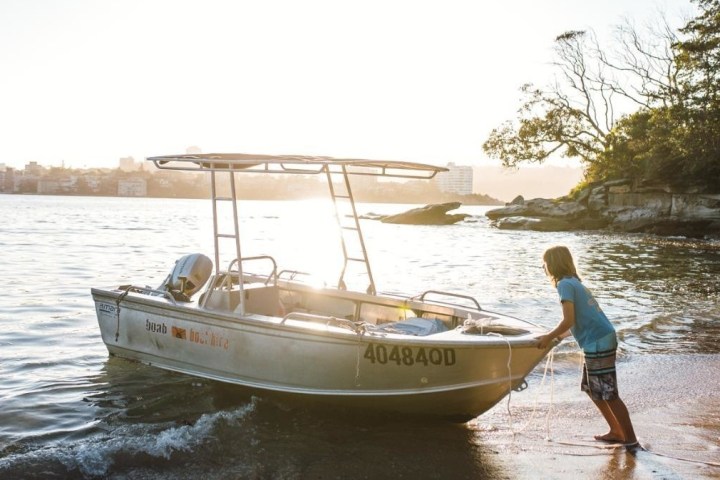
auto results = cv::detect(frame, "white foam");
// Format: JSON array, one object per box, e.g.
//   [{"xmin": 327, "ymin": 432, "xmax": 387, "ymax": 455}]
[{"xmin": 0, "ymin": 401, "xmax": 257, "ymax": 477}]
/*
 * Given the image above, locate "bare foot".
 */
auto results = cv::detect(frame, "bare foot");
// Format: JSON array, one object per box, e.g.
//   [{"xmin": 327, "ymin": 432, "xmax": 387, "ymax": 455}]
[{"xmin": 594, "ymin": 432, "xmax": 624, "ymax": 443}]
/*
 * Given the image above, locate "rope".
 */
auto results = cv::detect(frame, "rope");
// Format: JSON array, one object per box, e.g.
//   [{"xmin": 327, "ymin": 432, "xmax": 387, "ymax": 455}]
[
  {"xmin": 544, "ymin": 348, "xmax": 555, "ymax": 440},
  {"xmin": 520, "ymin": 347, "xmax": 556, "ymax": 439},
  {"xmin": 547, "ymin": 438, "xmax": 720, "ymax": 467},
  {"xmin": 486, "ymin": 332, "xmax": 514, "ymax": 433},
  {"xmin": 114, "ymin": 287, "xmax": 131, "ymax": 342},
  {"xmin": 486, "ymin": 342, "xmax": 556, "ymax": 438},
  {"xmin": 639, "ymin": 450, "xmax": 720, "ymax": 468},
  {"xmin": 467, "ymin": 319, "xmax": 559, "ymax": 440}
]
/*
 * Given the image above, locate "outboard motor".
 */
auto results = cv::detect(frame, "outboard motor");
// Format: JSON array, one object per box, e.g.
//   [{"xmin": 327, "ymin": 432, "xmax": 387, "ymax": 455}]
[{"xmin": 159, "ymin": 254, "xmax": 213, "ymax": 302}]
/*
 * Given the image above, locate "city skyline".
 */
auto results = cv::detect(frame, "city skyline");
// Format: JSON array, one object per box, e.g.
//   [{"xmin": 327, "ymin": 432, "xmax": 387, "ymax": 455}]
[{"xmin": 1, "ymin": 155, "xmax": 583, "ymax": 201}]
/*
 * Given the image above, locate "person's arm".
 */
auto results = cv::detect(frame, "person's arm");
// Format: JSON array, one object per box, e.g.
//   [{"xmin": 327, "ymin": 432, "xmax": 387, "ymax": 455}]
[{"xmin": 536, "ymin": 300, "xmax": 575, "ymax": 349}]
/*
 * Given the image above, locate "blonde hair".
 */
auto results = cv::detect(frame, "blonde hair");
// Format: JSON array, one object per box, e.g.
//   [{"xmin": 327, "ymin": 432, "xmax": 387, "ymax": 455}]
[{"xmin": 543, "ymin": 245, "xmax": 581, "ymax": 287}]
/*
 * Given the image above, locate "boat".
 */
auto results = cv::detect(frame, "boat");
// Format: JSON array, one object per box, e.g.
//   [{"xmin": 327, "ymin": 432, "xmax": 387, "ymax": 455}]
[{"xmin": 91, "ymin": 153, "xmax": 556, "ymax": 421}]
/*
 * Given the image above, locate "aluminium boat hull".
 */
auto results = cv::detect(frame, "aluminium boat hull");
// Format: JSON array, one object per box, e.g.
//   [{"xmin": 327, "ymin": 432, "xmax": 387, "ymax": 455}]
[{"xmin": 93, "ymin": 286, "xmax": 552, "ymax": 420}]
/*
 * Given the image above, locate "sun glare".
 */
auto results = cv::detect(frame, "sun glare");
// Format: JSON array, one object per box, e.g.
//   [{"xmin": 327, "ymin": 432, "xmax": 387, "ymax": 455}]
[{"xmin": 271, "ymin": 198, "xmax": 345, "ymax": 286}]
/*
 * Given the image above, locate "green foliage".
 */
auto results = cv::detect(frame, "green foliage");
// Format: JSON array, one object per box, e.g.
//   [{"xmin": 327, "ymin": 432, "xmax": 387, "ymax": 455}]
[
  {"xmin": 483, "ymin": 85, "xmax": 606, "ymax": 168},
  {"xmin": 590, "ymin": 108, "xmax": 682, "ymax": 183},
  {"xmin": 586, "ymin": 104, "xmax": 720, "ymax": 188},
  {"xmin": 567, "ymin": 179, "xmax": 593, "ymax": 199}
]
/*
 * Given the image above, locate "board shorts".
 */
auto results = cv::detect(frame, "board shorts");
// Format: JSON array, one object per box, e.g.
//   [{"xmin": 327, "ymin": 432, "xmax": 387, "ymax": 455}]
[{"xmin": 580, "ymin": 332, "xmax": 619, "ymax": 401}]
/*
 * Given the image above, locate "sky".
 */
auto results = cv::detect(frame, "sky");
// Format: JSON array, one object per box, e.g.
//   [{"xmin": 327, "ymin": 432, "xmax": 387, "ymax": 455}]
[{"xmin": 0, "ymin": 0, "xmax": 695, "ymax": 171}]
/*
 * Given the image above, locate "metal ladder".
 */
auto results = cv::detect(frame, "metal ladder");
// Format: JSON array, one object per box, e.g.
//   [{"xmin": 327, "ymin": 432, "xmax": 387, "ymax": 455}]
[
  {"xmin": 325, "ymin": 164, "xmax": 376, "ymax": 295},
  {"xmin": 208, "ymin": 168, "xmax": 246, "ymax": 313}
]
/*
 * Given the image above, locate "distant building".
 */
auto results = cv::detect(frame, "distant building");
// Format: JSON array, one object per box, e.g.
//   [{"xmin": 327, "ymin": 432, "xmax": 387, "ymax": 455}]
[
  {"xmin": 83, "ymin": 175, "xmax": 102, "ymax": 193},
  {"xmin": 435, "ymin": 162, "xmax": 473, "ymax": 195},
  {"xmin": 37, "ymin": 179, "xmax": 61, "ymax": 194},
  {"xmin": 0, "ymin": 166, "xmax": 14, "ymax": 192},
  {"xmin": 38, "ymin": 175, "xmax": 76, "ymax": 194},
  {"xmin": 24, "ymin": 161, "xmax": 44, "ymax": 176},
  {"xmin": 118, "ymin": 178, "xmax": 147, "ymax": 196},
  {"xmin": 119, "ymin": 157, "xmax": 138, "ymax": 172}
]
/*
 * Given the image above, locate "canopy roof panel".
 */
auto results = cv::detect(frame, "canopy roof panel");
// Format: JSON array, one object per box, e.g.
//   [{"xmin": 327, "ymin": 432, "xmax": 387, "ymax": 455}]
[{"xmin": 148, "ymin": 153, "xmax": 448, "ymax": 179}]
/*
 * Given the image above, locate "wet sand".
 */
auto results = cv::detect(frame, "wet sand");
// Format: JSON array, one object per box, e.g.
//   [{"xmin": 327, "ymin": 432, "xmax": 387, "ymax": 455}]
[{"xmin": 470, "ymin": 353, "xmax": 720, "ymax": 479}]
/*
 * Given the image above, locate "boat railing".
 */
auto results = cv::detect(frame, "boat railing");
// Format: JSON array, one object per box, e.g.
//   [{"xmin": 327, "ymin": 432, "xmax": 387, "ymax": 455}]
[
  {"xmin": 203, "ymin": 256, "xmax": 279, "ymax": 296},
  {"xmin": 277, "ymin": 269, "xmax": 317, "ymax": 283},
  {"xmin": 122, "ymin": 285, "xmax": 178, "ymax": 305},
  {"xmin": 412, "ymin": 290, "xmax": 482, "ymax": 312},
  {"xmin": 229, "ymin": 256, "xmax": 278, "ymax": 286},
  {"xmin": 280, "ymin": 311, "xmax": 362, "ymax": 333}
]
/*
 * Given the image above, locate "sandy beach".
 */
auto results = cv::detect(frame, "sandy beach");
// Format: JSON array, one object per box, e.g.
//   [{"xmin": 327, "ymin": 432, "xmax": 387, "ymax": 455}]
[{"xmin": 469, "ymin": 353, "xmax": 720, "ymax": 479}]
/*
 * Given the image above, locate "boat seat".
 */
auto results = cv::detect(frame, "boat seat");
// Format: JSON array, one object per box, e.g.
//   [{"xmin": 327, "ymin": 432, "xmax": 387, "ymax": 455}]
[
  {"xmin": 237, "ymin": 283, "xmax": 282, "ymax": 316},
  {"xmin": 203, "ymin": 283, "xmax": 283, "ymax": 316},
  {"xmin": 279, "ymin": 290, "xmax": 356, "ymax": 320},
  {"xmin": 358, "ymin": 302, "xmax": 409, "ymax": 325}
]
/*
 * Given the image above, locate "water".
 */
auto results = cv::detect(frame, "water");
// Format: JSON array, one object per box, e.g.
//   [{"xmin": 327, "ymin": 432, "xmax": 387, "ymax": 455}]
[{"xmin": 1, "ymin": 194, "xmax": 719, "ymax": 478}]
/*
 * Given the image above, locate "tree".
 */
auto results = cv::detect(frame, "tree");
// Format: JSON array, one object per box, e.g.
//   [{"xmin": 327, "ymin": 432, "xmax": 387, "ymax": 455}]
[
  {"xmin": 483, "ymin": 31, "xmax": 613, "ymax": 169},
  {"xmin": 597, "ymin": 18, "xmax": 683, "ymax": 109},
  {"xmin": 591, "ymin": 105, "xmax": 689, "ymax": 184}
]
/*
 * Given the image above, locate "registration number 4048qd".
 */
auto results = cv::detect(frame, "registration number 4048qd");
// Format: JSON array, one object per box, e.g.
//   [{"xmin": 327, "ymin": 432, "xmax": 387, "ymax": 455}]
[{"xmin": 363, "ymin": 343, "xmax": 456, "ymax": 367}]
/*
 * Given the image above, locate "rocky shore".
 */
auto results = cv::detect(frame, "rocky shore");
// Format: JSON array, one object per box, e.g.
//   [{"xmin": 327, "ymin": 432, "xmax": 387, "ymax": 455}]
[
  {"xmin": 486, "ymin": 179, "xmax": 720, "ymax": 238},
  {"xmin": 362, "ymin": 202, "xmax": 470, "ymax": 225}
]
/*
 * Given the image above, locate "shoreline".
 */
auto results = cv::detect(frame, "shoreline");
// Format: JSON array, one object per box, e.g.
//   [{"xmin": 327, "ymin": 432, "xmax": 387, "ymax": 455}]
[
  {"xmin": 471, "ymin": 352, "xmax": 720, "ymax": 479},
  {"xmin": 1, "ymin": 353, "xmax": 718, "ymax": 479}
]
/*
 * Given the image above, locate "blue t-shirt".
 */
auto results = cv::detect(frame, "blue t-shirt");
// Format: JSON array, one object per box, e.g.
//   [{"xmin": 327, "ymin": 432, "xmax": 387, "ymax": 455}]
[{"xmin": 556, "ymin": 276, "xmax": 615, "ymax": 349}]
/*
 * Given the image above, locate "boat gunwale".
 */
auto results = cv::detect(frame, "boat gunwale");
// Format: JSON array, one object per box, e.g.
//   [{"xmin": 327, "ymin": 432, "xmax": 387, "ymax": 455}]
[
  {"xmin": 91, "ymin": 286, "xmax": 544, "ymax": 348},
  {"xmin": 221, "ymin": 270, "xmax": 544, "ymax": 329}
]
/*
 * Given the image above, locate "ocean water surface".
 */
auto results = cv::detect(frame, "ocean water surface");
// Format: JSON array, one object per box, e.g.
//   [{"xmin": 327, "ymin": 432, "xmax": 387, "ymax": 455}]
[{"xmin": 1, "ymin": 194, "xmax": 719, "ymax": 478}]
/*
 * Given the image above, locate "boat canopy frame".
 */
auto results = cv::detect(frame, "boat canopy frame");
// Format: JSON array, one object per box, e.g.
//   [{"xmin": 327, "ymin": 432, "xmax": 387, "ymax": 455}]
[
  {"xmin": 149, "ymin": 153, "xmax": 447, "ymax": 179},
  {"xmin": 149, "ymin": 154, "xmax": 448, "ymax": 314}
]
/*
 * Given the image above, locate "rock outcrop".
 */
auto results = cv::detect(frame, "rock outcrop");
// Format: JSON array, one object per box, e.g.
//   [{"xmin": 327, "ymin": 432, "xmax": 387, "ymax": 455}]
[
  {"xmin": 486, "ymin": 180, "xmax": 720, "ymax": 238},
  {"xmin": 378, "ymin": 202, "xmax": 470, "ymax": 225}
]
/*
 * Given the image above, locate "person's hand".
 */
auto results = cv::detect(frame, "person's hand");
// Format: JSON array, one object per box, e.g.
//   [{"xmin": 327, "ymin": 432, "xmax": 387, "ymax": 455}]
[{"xmin": 535, "ymin": 334, "xmax": 553, "ymax": 349}]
